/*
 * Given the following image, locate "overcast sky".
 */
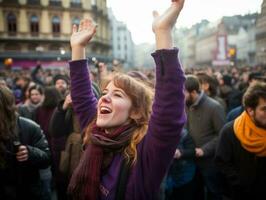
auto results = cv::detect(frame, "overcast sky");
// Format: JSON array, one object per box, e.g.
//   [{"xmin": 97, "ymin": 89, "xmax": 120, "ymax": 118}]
[{"xmin": 107, "ymin": 0, "xmax": 263, "ymax": 44}]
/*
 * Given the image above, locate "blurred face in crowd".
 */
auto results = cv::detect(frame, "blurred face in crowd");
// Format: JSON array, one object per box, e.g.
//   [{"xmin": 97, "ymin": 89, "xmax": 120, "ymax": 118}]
[
  {"xmin": 96, "ymin": 81, "xmax": 132, "ymax": 132},
  {"xmin": 16, "ymin": 78, "xmax": 27, "ymax": 88},
  {"xmin": 0, "ymin": 80, "xmax": 7, "ymax": 87},
  {"xmin": 55, "ymin": 79, "xmax": 68, "ymax": 94},
  {"xmin": 247, "ymin": 98, "xmax": 266, "ymax": 129},
  {"xmin": 30, "ymin": 89, "xmax": 43, "ymax": 105},
  {"xmin": 201, "ymin": 82, "xmax": 209, "ymax": 94},
  {"xmin": 45, "ymin": 76, "xmax": 53, "ymax": 85},
  {"xmin": 185, "ymin": 90, "xmax": 197, "ymax": 107}
]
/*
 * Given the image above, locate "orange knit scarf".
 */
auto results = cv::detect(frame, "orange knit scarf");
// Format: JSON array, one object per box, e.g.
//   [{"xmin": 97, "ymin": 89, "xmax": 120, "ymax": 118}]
[{"xmin": 234, "ymin": 111, "xmax": 266, "ymax": 157}]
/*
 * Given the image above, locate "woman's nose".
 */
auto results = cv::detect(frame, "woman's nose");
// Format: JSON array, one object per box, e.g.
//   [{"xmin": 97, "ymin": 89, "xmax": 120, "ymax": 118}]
[{"xmin": 101, "ymin": 94, "xmax": 111, "ymax": 103}]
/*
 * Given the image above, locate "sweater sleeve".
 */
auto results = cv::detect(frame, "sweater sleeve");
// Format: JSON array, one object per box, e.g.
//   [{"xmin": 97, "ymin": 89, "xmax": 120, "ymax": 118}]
[
  {"xmin": 137, "ymin": 48, "xmax": 187, "ymax": 190},
  {"xmin": 69, "ymin": 60, "xmax": 98, "ymax": 130}
]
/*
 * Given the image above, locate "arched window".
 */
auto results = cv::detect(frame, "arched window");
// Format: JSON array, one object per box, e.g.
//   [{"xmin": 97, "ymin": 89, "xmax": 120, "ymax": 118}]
[
  {"xmin": 52, "ymin": 16, "xmax": 60, "ymax": 34},
  {"xmin": 30, "ymin": 15, "xmax": 39, "ymax": 35},
  {"xmin": 7, "ymin": 12, "xmax": 17, "ymax": 35}
]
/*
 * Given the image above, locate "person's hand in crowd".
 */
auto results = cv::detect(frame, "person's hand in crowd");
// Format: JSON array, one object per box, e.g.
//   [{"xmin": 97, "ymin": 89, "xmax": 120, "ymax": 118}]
[
  {"xmin": 174, "ymin": 149, "xmax": 182, "ymax": 159},
  {"xmin": 62, "ymin": 94, "xmax": 72, "ymax": 110},
  {"xmin": 16, "ymin": 145, "xmax": 29, "ymax": 162},
  {"xmin": 195, "ymin": 148, "xmax": 204, "ymax": 157}
]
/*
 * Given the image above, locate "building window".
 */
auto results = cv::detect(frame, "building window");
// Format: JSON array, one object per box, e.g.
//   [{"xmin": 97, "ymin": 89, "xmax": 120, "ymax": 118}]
[
  {"xmin": 30, "ymin": 15, "xmax": 39, "ymax": 35},
  {"xmin": 7, "ymin": 12, "xmax": 17, "ymax": 35},
  {"xmin": 71, "ymin": 0, "xmax": 82, "ymax": 7},
  {"xmin": 52, "ymin": 16, "xmax": 60, "ymax": 35},
  {"xmin": 49, "ymin": 0, "xmax": 61, "ymax": 6},
  {"xmin": 27, "ymin": 0, "xmax": 40, "ymax": 5}
]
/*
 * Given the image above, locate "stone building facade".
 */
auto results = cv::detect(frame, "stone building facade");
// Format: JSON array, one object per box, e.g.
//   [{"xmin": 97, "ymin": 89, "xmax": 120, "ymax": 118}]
[{"xmin": 0, "ymin": 0, "xmax": 111, "ymax": 68}]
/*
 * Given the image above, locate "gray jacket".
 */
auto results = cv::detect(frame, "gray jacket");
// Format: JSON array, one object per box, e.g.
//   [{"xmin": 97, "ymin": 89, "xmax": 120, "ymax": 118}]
[{"xmin": 186, "ymin": 92, "xmax": 226, "ymax": 158}]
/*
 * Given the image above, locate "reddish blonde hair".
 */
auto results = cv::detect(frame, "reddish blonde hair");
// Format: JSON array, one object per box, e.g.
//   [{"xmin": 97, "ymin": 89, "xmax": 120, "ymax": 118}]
[{"xmin": 84, "ymin": 73, "xmax": 154, "ymax": 163}]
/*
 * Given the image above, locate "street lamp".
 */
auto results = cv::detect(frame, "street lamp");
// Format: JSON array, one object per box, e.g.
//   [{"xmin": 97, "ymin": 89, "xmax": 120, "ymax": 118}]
[
  {"xmin": 60, "ymin": 48, "xmax": 66, "ymax": 55},
  {"xmin": 36, "ymin": 46, "xmax": 44, "ymax": 53}
]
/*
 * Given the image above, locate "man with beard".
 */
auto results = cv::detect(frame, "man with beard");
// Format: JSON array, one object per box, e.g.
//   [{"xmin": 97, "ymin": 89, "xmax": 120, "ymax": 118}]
[
  {"xmin": 215, "ymin": 82, "xmax": 266, "ymax": 200},
  {"xmin": 184, "ymin": 75, "xmax": 226, "ymax": 200},
  {"xmin": 53, "ymin": 74, "xmax": 69, "ymax": 97}
]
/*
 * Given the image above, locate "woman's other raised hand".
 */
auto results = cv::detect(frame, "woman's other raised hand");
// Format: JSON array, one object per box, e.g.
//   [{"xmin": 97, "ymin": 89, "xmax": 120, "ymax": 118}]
[
  {"xmin": 70, "ymin": 18, "xmax": 97, "ymax": 60},
  {"xmin": 152, "ymin": 0, "xmax": 185, "ymax": 49}
]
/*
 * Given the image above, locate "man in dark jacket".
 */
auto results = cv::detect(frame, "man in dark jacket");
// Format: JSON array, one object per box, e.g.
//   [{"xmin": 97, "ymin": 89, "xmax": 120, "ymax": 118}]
[
  {"xmin": 185, "ymin": 75, "xmax": 226, "ymax": 200},
  {"xmin": 0, "ymin": 86, "xmax": 51, "ymax": 200},
  {"xmin": 215, "ymin": 82, "xmax": 266, "ymax": 200}
]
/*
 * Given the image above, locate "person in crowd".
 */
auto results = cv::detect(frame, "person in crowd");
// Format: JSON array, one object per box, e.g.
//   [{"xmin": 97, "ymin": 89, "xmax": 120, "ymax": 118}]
[
  {"xmin": 196, "ymin": 72, "xmax": 227, "ymax": 112},
  {"xmin": 18, "ymin": 84, "xmax": 44, "ymax": 121},
  {"xmin": 215, "ymin": 82, "xmax": 266, "ymax": 200},
  {"xmin": 226, "ymin": 72, "xmax": 266, "ymax": 122},
  {"xmin": 31, "ymin": 62, "xmax": 45, "ymax": 86},
  {"xmin": 218, "ymin": 74, "xmax": 242, "ymax": 112},
  {"xmin": 163, "ymin": 129, "xmax": 196, "ymax": 200},
  {"xmin": 67, "ymin": 0, "xmax": 186, "ymax": 199},
  {"xmin": 0, "ymin": 86, "xmax": 51, "ymax": 199},
  {"xmin": 13, "ymin": 76, "xmax": 31, "ymax": 104},
  {"xmin": 49, "ymin": 94, "xmax": 81, "ymax": 200},
  {"xmin": 53, "ymin": 74, "xmax": 69, "ymax": 97},
  {"xmin": 35, "ymin": 87, "xmax": 62, "ymax": 200},
  {"xmin": 184, "ymin": 75, "xmax": 226, "ymax": 200},
  {"xmin": 0, "ymin": 77, "xmax": 7, "ymax": 87}
]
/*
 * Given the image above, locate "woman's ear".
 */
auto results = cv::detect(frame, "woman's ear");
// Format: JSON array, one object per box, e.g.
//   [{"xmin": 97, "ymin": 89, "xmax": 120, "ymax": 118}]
[
  {"xmin": 246, "ymin": 107, "xmax": 254, "ymax": 118},
  {"xmin": 130, "ymin": 110, "xmax": 142, "ymax": 122}
]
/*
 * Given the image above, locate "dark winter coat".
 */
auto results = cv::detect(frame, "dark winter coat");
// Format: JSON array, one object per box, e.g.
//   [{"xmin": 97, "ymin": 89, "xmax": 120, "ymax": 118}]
[{"xmin": 0, "ymin": 117, "xmax": 51, "ymax": 200}]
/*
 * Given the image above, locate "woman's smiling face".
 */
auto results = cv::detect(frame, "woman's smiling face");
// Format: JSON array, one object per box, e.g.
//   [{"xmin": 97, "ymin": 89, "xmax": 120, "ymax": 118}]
[{"xmin": 96, "ymin": 81, "xmax": 132, "ymax": 132}]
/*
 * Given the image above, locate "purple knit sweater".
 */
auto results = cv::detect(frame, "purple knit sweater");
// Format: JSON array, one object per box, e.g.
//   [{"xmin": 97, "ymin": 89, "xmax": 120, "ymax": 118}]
[{"xmin": 69, "ymin": 48, "xmax": 186, "ymax": 200}]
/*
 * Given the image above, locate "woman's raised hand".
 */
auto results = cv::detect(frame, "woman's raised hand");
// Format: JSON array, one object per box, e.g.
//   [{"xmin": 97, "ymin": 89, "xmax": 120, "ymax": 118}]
[
  {"xmin": 152, "ymin": 0, "xmax": 185, "ymax": 49},
  {"xmin": 70, "ymin": 18, "xmax": 97, "ymax": 48},
  {"xmin": 152, "ymin": 0, "xmax": 185, "ymax": 34}
]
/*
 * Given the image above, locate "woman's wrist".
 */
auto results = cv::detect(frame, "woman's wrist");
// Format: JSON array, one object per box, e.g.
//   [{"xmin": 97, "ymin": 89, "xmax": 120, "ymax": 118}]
[
  {"xmin": 71, "ymin": 46, "xmax": 86, "ymax": 60},
  {"xmin": 154, "ymin": 31, "xmax": 173, "ymax": 50}
]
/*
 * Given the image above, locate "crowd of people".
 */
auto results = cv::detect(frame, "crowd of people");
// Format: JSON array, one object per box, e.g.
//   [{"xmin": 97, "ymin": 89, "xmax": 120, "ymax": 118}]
[{"xmin": 0, "ymin": 0, "xmax": 266, "ymax": 200}]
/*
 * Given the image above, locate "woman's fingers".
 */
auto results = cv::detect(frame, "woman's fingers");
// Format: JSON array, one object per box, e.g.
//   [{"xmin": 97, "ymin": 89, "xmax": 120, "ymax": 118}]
[
  {"xmin": 152, "ymin": 10, "xmax": 159, "ymax": 19},
  {"xmin": 72, "ymin": 24, "xmax": 78, "ymax": 34},
  {"xmin": 79, "ymin": 19, "xmax": 84, "ymax": 32}
]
